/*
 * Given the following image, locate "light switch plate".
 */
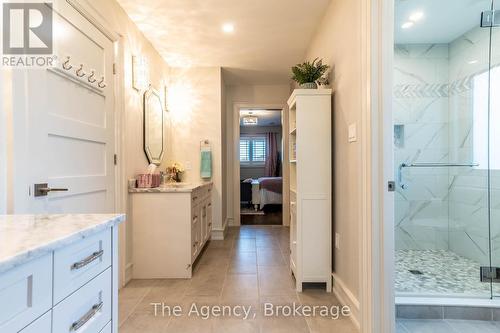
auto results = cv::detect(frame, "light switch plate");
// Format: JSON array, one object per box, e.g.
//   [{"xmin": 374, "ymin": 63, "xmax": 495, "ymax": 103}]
[
  {"xmin": 185, "ymin": 161, "xmax": 192, "ymax": 171},
  {"xmin": 348, "ymin": 123, "xmax": 357, "ymax": 142}
]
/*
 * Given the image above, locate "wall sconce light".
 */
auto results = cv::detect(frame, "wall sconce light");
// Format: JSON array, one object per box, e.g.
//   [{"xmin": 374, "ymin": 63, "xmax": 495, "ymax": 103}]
[{"xmin": 132, "ymin": 55, "xmax": 149, "ymax": 91}]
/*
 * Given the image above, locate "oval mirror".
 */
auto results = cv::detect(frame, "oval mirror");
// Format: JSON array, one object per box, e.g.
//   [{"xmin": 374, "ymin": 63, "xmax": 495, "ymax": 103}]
[{"xmin": 143, "ymin": 86, "xmax": 164, "ymax": 165}]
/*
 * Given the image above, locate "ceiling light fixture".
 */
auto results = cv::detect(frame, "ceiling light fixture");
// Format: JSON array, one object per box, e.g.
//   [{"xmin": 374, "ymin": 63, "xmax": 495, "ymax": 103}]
[
  {"xmin": 242, "ymin": 116, "xmax": 258, "ymax": 126},
  {"xmin": 409, "ymin": 11, "xmax": 424, "ymax": 22},
  {"xmin": 401, "ymin": 21, "xmax": 414, "ymax": 29},
  {"xmin": 468, "ymin": 60, "xmax": 478, "ymax": 64},
  {"xmin": 222, "ymin": 23, "xmax": 235, "ymax": 33}
]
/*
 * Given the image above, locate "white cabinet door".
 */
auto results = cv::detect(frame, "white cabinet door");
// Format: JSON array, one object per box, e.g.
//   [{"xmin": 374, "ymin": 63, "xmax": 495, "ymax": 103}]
[{"xmin": 12, "ymin": 0, "xmax": 115, "ymax": 214}]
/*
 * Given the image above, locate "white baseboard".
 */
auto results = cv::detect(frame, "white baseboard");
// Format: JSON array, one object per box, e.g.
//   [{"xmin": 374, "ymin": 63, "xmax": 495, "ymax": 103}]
[
  {"xmin": 332, "ymin": 273, "xmax": 360, "ymax": 330},
  {"xmin": 227, "ymin": 217, "xmax": 236, "ymax": 227},
  {"xmin": 211, "ymin": 218, "xmax": 230, "ymax": 240},
  {"xmin": 123, "ymin": 262, "xmax": 133, "ymax": 286},
  {"xmin": 211, "ymin": 228, "xmax": 225, "ymax": 240}
]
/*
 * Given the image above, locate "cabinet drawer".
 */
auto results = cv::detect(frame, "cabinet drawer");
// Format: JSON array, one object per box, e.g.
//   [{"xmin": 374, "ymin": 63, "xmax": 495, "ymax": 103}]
[
  {"xmin": 0, "ymin": 254, "xmax": 52, "ymax": 333},
  {"xmin": 19, "ymin": 310, "xmax": 51, "ymax": 333},
  {"xmin": 53, "ymin": 268, "xmax": 111, "ymax": 333},
  {"xmin": 53, "ymin": 229, "xmax": 111, "ymax": 304}
]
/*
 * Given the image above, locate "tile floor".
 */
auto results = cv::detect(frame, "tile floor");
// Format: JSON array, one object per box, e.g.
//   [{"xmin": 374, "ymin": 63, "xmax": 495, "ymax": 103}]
[
  {"xmin": 397, "ymin": 319, "xmax": 500, "ymax": 332},
  {"xmin": 396, "ymin": 250, "xmax": 500, "ymax": 296},
  {"xmin": 119, "ymin": 225, "xmax": 359, "ymax": 333}
]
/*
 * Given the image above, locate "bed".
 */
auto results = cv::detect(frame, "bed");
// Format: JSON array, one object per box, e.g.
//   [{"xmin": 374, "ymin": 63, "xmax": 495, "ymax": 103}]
[{"xmin": 251, "ymin": 177, "xmax": 283, "ymax": 210}]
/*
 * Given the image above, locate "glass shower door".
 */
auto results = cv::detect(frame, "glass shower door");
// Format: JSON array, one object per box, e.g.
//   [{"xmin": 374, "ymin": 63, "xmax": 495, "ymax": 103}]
[{"xmin": 489, "ymin": 0, "xmax": 500, "ymax": 298}]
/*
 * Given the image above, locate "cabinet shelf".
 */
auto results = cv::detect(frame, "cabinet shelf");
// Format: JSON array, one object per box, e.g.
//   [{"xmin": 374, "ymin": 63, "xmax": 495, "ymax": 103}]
[{"xmin": 286, "ymin": 88, "xmax": 332, "ymax": 293}]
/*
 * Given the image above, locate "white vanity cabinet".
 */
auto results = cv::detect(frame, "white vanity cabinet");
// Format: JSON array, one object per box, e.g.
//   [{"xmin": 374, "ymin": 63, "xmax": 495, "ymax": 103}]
[
  {"xmin": 0, "ymin": 214, "xmax": 124, "ymax": 333},
  {"xmin": 130, "ymin": 183, "xmax": 213, "ymax": 278}
]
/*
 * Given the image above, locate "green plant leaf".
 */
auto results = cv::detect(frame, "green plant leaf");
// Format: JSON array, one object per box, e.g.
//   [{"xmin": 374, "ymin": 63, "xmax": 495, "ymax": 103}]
[{"xmin": 290, "ymin": 58, "xmax": 329, "ymax": 85}]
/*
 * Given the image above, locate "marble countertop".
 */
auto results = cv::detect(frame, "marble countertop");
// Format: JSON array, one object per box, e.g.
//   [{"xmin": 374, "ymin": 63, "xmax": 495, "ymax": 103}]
[
  {"xmin": 128, "ymin": 182, "xmax": 212, "ymax": 193},
  {"xmin": 0, "ymin": 214, "xmax": 125, "ymax": 274}
]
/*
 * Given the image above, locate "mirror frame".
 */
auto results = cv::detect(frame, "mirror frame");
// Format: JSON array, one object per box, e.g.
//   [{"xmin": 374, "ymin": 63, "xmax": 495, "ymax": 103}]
[{"xmin": 143, "ymin": 86, "xmax": 164, "ymax": 165}]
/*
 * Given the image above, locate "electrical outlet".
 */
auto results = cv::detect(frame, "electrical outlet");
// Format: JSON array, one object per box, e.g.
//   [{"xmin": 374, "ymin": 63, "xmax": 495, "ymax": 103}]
[
  {"xmin": 185, "ymin": 161, "xmax": 192, "ymax": 171},
  {"xmin": 335, "ymin": 233, "xmax": 340, "ymax": 250}
]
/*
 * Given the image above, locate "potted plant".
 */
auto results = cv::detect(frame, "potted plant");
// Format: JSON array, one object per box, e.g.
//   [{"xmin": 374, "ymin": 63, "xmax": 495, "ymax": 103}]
[{"xmin": 291, "ymin": 58, "xmax": 329, "ymax": 89}]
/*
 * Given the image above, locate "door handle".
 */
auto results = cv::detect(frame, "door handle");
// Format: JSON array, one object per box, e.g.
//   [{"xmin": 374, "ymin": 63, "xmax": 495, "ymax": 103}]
[{"xmin": 34, "ymin": 183, "xmax": 69, "ymax": 197}]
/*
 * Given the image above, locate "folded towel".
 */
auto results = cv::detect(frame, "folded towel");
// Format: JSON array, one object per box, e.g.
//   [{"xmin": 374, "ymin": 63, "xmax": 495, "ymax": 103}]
[{"xmin": 200, "ymin": 149, "xmax": 212, "ymax": 179}]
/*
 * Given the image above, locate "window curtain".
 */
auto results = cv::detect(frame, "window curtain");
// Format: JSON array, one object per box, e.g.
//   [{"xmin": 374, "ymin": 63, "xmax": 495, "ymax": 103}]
[{"xmin": 264, "ymin": 132, "xmax": 280, "ymax": 177}]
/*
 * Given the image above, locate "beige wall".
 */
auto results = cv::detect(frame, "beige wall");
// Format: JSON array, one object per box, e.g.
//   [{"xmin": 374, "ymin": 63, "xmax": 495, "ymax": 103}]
[
  {"xmin": 167, "ymin": 67, "xmax": 224, "ymax": 232},
  {"xmin": 304, "ymin": 0, "xmax": 362, "ymax": 300},
  {"xmin": 224, "ymin": 84, "xmax": 291, "ymax": 223}
]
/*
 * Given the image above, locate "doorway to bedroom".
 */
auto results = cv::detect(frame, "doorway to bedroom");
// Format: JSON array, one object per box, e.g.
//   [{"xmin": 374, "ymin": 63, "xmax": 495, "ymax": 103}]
[{"xmin": 239, "ymin": 109, "xmax": 283, "ymax": 225}]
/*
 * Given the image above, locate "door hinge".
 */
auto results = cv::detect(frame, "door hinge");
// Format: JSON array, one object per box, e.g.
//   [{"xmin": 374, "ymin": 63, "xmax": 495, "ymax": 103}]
[
  {"xmin": 114, "ymin": 154, "xmax": 118, "ymax": 165},
  {"xmin": 481, "ymin": 10, "xmax": 500, "ymax": 28},
  {"xmin": 112, "ymin": 63, "xmax": 117, "ymax": 75}
]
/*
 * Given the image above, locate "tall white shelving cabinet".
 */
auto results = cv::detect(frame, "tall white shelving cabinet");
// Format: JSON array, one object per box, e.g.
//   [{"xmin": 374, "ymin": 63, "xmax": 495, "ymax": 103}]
[{"xmin": 287, "ymin": 88, "xmax": 332, "ymax": 292}]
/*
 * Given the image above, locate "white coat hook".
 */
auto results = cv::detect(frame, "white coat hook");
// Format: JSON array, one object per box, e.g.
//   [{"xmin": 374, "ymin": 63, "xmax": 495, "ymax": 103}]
[
  {"xmin": 98, "ymin": 76, "xmax": 106, "ymax": 88},
  {"xmin": 76, "ymin": 64, "xmax": 86, "ymax": 77},
  {"xmin": 87, "ymin": 70, "xmax": 97, "ymax": 83},
  {"xmin": 62, "ymin": 56, "xmax": 72, "ymax": 70}
]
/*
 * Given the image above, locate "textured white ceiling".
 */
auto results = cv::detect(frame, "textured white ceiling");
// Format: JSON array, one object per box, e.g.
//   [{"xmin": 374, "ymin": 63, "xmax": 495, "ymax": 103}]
[
  {"xmin": 395, "ymin": 0, "xmax": 491, "ymax": 44},
  {"xmin": 117, "ymin": 0, "xmax": 331, "ymax": 85}
]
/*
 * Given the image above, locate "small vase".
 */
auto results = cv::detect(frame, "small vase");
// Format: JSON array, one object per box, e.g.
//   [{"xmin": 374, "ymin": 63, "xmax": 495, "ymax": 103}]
[{"xmin": 299, "ymin": 82, "xmax": 318, "ymax": 89}]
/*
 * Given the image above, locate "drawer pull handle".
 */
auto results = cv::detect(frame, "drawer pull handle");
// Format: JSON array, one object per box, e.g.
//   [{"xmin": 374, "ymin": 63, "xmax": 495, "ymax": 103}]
[
  {"xmin": 208, "ymin": 222, "xmax": 212, "ymax": 227},
  {"xmin": 207, "ymin": 203, "xmax": 212, "ymax": 207},
  {"xmin": 70, "ymin": 301, "xmax": 103, "ymax": 331},
  {"xmin": 71, "ymin": 250, "xmax": 104, "ymax": 270}
]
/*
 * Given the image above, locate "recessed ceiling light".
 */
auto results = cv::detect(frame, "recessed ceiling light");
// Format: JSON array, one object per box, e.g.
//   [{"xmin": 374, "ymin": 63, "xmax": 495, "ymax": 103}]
[
  {"xmin": 409, "ymin": 11, "xmax": 424, "ymax": 22},
  {"xmin": 402, "ymin": 21, "xmax": 414, "ymax": 29},
  {"xmin": 468, "ymin": 60, "xmax": 478, "ymax": 64},
  {"xmin": 222, "ymin": 23, "xmax": 235, "ymax": 33}
]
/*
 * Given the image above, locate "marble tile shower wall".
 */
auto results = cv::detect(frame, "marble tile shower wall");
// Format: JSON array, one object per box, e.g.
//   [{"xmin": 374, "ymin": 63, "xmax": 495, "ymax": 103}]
[
  {"xmin": 395, "ymin": 28, "xmax": 500, "ymax": 267},
  {"xmin": 394, "ymin": 44, "xmax": 451, "ymax": 251},
  {"xmin": 448, "ymin": 27, "xmax": 500, "ymax": 267}
]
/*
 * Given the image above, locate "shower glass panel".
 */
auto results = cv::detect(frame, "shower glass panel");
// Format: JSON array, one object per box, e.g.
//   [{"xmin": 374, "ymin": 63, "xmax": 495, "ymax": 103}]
[
  {"xmin": 394, "ymin": 0, "xmax": 497, "ymax": 299},
  {"xmin": 491, "ymin": 0, "xmax": 500, "ymax": 299}
]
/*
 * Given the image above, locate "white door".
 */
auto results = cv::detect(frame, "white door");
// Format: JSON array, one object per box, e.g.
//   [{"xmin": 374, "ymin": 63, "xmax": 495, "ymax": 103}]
[{"xmin": 13, "ymin": 1, "xmax": 115, "ymax": 213}]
